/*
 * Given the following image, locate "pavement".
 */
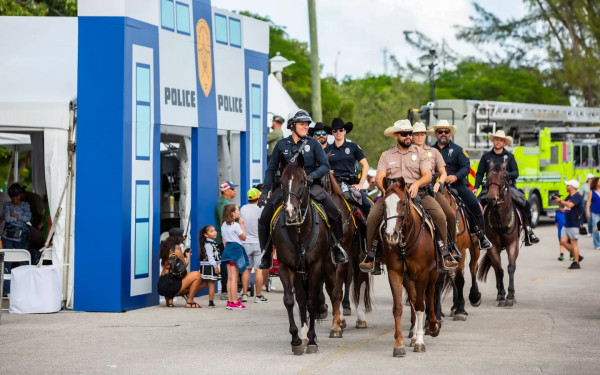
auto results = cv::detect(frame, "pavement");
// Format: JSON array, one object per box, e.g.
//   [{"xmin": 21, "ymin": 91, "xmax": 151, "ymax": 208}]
[{"xmin": 1, "ymin": 222, "xmax": 600, "ymax": 374}]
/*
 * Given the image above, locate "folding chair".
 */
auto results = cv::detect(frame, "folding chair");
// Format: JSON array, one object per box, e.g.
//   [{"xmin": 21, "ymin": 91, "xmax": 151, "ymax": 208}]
[{"xmin": 1, "ymin": 249, "xmax": 32, "ymax": 311}]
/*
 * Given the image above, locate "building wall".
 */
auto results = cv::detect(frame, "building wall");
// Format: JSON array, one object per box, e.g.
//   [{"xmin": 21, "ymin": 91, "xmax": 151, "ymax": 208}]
[{"xmin": 74, "ymin": 0, "xmax": 268, "ymax": 311}]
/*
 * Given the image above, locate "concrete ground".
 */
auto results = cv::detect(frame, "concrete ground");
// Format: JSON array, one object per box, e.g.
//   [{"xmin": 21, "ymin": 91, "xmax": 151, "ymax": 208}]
[{"xmin": 1, "ymin": 222, "xmax": 600, "ymax": 374}]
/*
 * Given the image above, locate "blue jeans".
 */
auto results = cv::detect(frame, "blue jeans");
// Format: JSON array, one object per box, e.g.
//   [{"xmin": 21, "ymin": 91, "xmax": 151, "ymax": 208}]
[{"xmin": 592, "ymin": 212, "xmax": 600, "ymax": 248}]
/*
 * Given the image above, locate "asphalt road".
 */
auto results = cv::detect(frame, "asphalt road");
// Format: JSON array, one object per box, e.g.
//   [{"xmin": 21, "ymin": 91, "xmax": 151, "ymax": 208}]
[{"xmin": 1, "ymin": 222, "xmax": 599, "ymax": 374}]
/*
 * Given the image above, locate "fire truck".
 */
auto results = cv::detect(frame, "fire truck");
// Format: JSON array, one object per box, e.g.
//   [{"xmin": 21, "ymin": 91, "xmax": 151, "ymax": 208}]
[{"xmin": 422, "ymin": 100, "xmax": 600, "ymax": 226}]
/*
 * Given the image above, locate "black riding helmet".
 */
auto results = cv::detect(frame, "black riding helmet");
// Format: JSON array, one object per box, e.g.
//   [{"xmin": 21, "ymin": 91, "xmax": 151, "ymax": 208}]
[
  {"xmin": 286, "ymin": 109, "xmax": 312, "ymax": 134},
  {"xmin": 8, "ymin": 183, "xmax": 23, "ymax": 198}
]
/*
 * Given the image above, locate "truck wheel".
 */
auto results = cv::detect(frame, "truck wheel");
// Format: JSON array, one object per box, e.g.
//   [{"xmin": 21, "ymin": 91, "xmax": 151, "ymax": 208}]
[{"xmin": 529, "ymin": 193, "xmax": 541, "ymax": 228}]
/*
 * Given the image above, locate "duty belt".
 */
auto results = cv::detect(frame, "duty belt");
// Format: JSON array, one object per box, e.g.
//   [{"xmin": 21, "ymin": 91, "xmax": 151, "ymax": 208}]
[
  {"xmin": 387, "ymin": 178, "xmax": 428, "ymax": 196},
  {"xmin": 334, "ymin": 175, "xmax": 358, "ymax": 184}
]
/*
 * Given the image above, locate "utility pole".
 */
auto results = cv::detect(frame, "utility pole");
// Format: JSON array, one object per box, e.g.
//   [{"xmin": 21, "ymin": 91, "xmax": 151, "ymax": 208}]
[
  {"xmin": 307, "ymin": 0, "xmax": 322, "ymax": 122},
  {"xmin": 382, "ymin": 48, "xmax": 388, "ymax": 75}
]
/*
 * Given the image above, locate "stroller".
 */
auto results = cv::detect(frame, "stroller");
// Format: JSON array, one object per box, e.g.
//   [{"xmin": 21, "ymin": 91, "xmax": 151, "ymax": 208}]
[{"xmin": 265, "ymin": 248, "xmax": 279, "ymax": 292}]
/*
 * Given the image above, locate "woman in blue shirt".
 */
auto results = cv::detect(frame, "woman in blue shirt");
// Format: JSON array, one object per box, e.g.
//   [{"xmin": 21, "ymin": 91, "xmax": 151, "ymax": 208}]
[
  {"xmin": 2, "ymin": 183, "xmax": 31, "ymax": 250},
  {"xmin": 586, "ymin": 177, "xmax": 600, "ymax": 249}
]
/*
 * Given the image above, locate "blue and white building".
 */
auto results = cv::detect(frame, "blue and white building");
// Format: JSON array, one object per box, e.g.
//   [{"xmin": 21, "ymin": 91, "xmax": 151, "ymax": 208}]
[{"xmin": 0, "ymin": 0, "xmax": 269, "ymax": 311}]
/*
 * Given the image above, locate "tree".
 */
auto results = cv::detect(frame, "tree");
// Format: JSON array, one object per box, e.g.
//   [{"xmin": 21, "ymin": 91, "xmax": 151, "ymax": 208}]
[
  {"xmin": 0, "ymin": 0, "xmax": 76, "ymax": 16},
  {"xmin": 457, "ymin": 1, "xmax": 600, "ymax": 106},
  {"xmin": 435, "ymin": 61, "xmax": 569, "ymax": 104}
]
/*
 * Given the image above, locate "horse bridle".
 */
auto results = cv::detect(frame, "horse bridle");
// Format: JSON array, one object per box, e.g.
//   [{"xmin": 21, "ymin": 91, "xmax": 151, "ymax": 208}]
[
  {"xmin": 283, "ymin": 180, "xmax": 310, "ymax": 226},
  {"xmin": 487, "ymin": 178, "xmax": 509, "ymax": 205},
  {"xmin": 384, "ymin": 191, "xmax": 414, "ymax": 248}
]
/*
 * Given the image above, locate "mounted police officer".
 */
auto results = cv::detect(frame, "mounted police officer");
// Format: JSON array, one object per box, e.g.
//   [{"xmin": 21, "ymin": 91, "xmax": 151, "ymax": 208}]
[
  {"xmin": 309, "ymin": 122, "xmax": 331, "ymax": 149},
  {"xmin": 257, "ymin": 110, "xmax": 349, "ymax": 270},
  {"xmin": 325, "ymin": 117, "xmax": 372, "ymax": 217},
  {"xmin": 474, "ymin": 130, "xmax": 540, "ymax": 246},
  {"xmin": 359, "ymin": 120, "xmax": 459, "ymax": 272},
  {"xmin": 431, "ymin": 120, "xmax": 493, "ymax": 250}
]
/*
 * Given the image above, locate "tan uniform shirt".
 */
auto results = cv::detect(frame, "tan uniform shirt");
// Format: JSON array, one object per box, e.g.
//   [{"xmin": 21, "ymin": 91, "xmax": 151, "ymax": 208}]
[
  {"xmin": 423, "ymin": 145, "xmax": 446, "ymax": 176},
  {"xmin": 377, "ymin": 144, "xmax": 431, "ymax": 185}
]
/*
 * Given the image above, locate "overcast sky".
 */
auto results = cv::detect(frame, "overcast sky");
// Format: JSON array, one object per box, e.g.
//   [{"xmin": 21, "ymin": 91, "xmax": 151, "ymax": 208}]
[{"xmin": 211, "ymin": 0, "xmax": 528, "ymax": 79}]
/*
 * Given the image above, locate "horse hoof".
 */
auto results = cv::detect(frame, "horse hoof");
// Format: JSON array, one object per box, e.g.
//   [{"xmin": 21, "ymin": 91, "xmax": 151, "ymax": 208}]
[
  {"xmin": 410, "ymin": 337, "xmax": 416, "ymax": 347},
  {"xmin": 340, "ymin": 319, "xmax": 347, "ymax": 330},
  {"xmin": 408, "ymin": 329, "xmax": 414, "ymax": 339},
  {"xmin": 393, "ymin": 346, "xmax": 406, "ymax": 357},
  {"xmin": 449, "ymin": 310, "xmax": 455, "ymax": 318},
  {"xmin": 356, "ymin": 320, "xmax": 367, "ymax": 329},
  {"xmin": 470, "ymin": 296, "xmax": 482, "ymax": 307},
  {"xmin": 498, "ymin": 300, "xmax": 506, "ymax": 307},
  {"xmin": 428, "ymin": 325, "xmax": 440, "ymax": 338},
  {"xmin": 343, "ymin": 307, "xmax": 351, "ymax": 316},
  {"xmin": 329, "ymin": 329, "xmax": 343, "ymax": 338},
  {"xmin": 453, "ymin": 314, "xmax": 468, "ymax": 321},
  {"xmin": 306, "ymin": 345, "xmax": 319, "ymax": 354},
  {"xmin": 292, "ymin": 345, "xmax": 305, "ymax": 356},
  {"xmin": 413, "ymin": 343, "xmax": 426, "ymax": 353},
  {"xmin": 505, "ymin": 299, "xmax": 514, "ymax": 307}
]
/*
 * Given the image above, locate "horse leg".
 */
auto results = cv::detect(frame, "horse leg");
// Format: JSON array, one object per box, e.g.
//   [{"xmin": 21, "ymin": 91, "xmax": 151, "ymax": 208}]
[
  {"xmin": 489, "ymin": 249, "xmax": 506, "ymax": 307},
  {"xmin": 403, "ymin": 278, "xmax": 416, "ymax": 343},
  {"xmin": 342, "ymin": 262, "xmax": 352, "ymax": 316},
  {"xmin": 306, "ymin": 275, "xmax": 321, "ymax": 353},
  {"xmin": 390, "ymin": 269, "xmax": 407, "ymax": 357},
  {"xmin": 355, "ymin": 278, "xmax": 368, "ymax": 329},
  {"xmin": 468, "ymin": 237, "xmax": 482, "ymax": 307},
  {"xmin": 505, "ymin": 243, "xmax": 519, "ymax": 307},
  {"xmin": 426, "ymin": 269, "xmax": 440, "ymax": 337},
  {"xmin": 453, "ymin": 268, "xmax": 468, "ymax": 321},
  {"xmin": 327, "ymin": 265, "xmax": 344, "ymax": 338},
  {"xmin": 279, "ymin": 266, "xmax": 304, "ymax": 355},
  {"xmin": 413, "ymin": 278, "xmax": 428, "ymax": 353},
  {"xmin": 353, "ymin": 255, "xmax": 371, "ymax": 329}
]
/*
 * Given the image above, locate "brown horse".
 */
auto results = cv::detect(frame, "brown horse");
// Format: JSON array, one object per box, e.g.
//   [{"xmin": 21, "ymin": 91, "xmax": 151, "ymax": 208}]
[
  {"xmin": 382, "ymin": 178, "xmax": 439, "ymax": 357},
  {"xmin": 273, "ymin": 155, "xmax": 335, "ymax": 354},
  {"xmin": 441, "ymin": 187, "xmax": 482, "ymax": 320},
  {"xmin": 322, "ymin": 173, "xmax": 372, "ymax": 336},
  {"xmin": 478, "ymin": 160, "xmax": 520, "ymax": 307}
]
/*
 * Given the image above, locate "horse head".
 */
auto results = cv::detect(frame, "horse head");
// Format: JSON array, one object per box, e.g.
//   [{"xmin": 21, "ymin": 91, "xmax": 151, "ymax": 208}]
[
  {"xmin": 280, "ymin": 153, "xmax": 309, "ymax": 226},
  {"xmin": 383, "ymin": 177, "xmax": 411, "ymax": 246},
  {"xmin": 486, "ymin": 159, "xmax": 509, "ymax": 207}
]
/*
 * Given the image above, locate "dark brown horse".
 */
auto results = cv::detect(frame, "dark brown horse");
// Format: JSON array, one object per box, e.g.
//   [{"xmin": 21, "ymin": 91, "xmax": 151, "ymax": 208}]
[
  {"xmin": 478, "ymin": 160, "xmax": 520, "ymax": 307},
  {"xmin": 441, "ymin": 186, "xmax": 482, "ymax": 320},
  {"xmin": 273, "ymin": 156, "xmax": 335, "ymax": 354},
  {"xmin": 322, "ymin": 173, "xmax": 372, "ymax": 336},
  {"xmin": 382, "ymin": 178, "xmax": 439, "ymax": 357}
]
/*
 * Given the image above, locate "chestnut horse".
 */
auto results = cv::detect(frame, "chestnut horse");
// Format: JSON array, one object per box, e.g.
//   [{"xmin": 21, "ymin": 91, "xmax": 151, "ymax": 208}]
[
  {"xmin": 382, "ymin": 178, "xmax": 439, "ymax": 357},
  {"xmin": 322, "ymin": 173, "xmax": 372, "ymax": 336},
  {"xmin": 478, "ymin": 160, "xmax": 520, "ymax": 307},
  {"xmin": 440, "ymin": 186, "xmax": 482, "ymax": 320},
  {"xmin": 273, "ymin": 156, "xmax": 335, "ymax": 355}
]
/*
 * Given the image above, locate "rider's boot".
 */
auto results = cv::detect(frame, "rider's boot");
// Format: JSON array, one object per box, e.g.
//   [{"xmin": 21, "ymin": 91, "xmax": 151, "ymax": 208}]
[
  {"xmin": 257, "ymin": 223, "xmax": 273, "ymax": 270},
  {"xmin": 449, "ymin": 238, "xmax": 462, "ymax": 262},
  {"xmin": 331, "ymin": 214, "xmax": 349, "ymax": 265},
  {"xmin": 438, "ymin": 239, "xmax": 459, "ymax": 270},
  {"xmin": 524, "ymin": 226, "xmax": 540, "ymax": 246},
  {"xmin": 473, "ymin": 224, "xmax": 492, "ymax": 250},
  {"xmin": 359, "ymin": 240, "xmax": 378, "ymax": 273}
]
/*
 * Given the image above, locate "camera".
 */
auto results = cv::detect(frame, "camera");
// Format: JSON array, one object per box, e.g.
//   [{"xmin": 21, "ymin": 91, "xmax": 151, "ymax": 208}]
[
  {"xmin": 184, "ymin": 248, "xmax": 191, "ymax": 255},
  {"xmin": 551, "ymin": 193, "xmax": 560, "ymax": 200}
]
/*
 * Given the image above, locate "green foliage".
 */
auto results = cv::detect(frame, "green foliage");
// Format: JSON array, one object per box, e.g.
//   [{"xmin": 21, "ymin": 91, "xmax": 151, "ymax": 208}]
[
  {"xmin": 0, "ymin": 0, "xmax": 77, "ymax": 16},
  {"xmin": 435, "ymin": 61, "xmax": 570, "ymax": 104}
]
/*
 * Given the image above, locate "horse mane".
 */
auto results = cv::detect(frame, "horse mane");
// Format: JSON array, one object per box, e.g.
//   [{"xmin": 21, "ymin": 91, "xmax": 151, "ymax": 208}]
[{"xmin": 327, "ymin": 172, "xmax": 345, "ymax": 199}]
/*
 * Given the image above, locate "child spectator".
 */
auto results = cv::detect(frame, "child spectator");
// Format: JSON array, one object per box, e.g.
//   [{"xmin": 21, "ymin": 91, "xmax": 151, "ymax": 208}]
[
  {"xmin": 240, "ymin": 188, "xmax": 268, "ymax": 303},
  {"xmin": 199, "ymin": 225, "xmax": 221, "ymax": 308},
  {"xmin": 220, "ymin": 204, "xmax": 249, "ymax": 310}
]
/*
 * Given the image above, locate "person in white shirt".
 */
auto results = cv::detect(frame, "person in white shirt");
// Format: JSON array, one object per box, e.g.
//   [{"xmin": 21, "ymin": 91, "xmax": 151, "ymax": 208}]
[{"xmin": 240, "ymin": 188, "xmax": 268, "ymax": 303}]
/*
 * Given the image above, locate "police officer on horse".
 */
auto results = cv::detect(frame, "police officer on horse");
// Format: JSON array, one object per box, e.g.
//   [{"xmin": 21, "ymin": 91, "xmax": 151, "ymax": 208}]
[
  {"xmin": 309, "ymin": 122, "xmax": 331, "ymax": 149},
  {"xmin": 431, "ymin": 120, "xmax": 493, "ymax": 250},
  {"xmin": 325, "ymin": 117, "xmax": 372, "ymax": 217},
  {"xmin": 257, "ymin": 110, "xmax": 350, "ymax": 270},
  {"xmin": 474, "ymin": 130, "xmax": 540, "ymax": 246}
]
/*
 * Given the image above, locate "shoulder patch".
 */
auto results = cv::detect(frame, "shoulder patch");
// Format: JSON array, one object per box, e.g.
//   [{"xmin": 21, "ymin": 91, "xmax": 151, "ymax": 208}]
[{"xmin": 462, "ymin": 149, "xmax": 469, "ymax": 158}]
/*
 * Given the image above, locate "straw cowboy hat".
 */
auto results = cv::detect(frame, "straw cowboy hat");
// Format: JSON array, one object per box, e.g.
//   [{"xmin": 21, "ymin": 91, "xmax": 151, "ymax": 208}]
[
  {"xmin": 488, "ymin": 130, "xmax": 513, "ymax": 146},
  {"xmin": 412, "ymin": 122, "xmax": 429, "ymax": 134},
  {"xmin": 429, "ymin": 119, "xmax": 457, "ymax": 136},
  {"xmin": 308, "ymin": 122, "xmax": 332, "ymax": 136},
  {"xmin": 330, "ymin": 117, "xmax": 354, "ymax": 134},
  {"xmin": 384, "ymin": 119, "xmax": 413, "ymax": 137}
]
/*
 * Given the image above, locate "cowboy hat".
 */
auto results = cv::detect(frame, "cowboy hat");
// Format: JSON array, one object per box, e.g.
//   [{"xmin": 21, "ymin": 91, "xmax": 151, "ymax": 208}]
[
  {"xmin": 330, "ymin": 117, "xmax": 353, "ymax": 134},
  {"xmin": 488, "ymin": 130, "xmax": 513, "ymax": 146},
  {"xmin": 412, "ymin": 122, "xmax": 429, "ymax": 134},
  {"xmin": 384, "ymin": 119, "xmax": 412, "ymax": 137},
  {"xmin": 308, "ymin": 122, "xmax": 332, "ymax": 136},
  {"xmin": 429, "ymin": 119, "xmax": 457, "ymax": 136}
]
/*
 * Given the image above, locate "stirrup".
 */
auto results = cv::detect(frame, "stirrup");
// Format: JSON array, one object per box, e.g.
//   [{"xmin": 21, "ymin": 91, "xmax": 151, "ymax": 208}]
[{"xmin": 442, "ymin": 255, "xmax": 459, "ymax": 271}]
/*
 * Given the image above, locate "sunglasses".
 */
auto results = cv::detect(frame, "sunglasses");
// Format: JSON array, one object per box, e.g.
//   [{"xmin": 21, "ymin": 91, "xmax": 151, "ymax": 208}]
[
  {"xmin": 436, "ymin": 130, "xmax": 450, "ymax": 135},
  {"xmin": 332, "ymin": 128, "xmax": 345, "ymax": 133},
  {"xmin": 396, "ymin": 131, "xmax": 413, "ymax": 137},
  {"xmin": 314, "ymin": 131, "xmax": 327, "ymax": 136}
]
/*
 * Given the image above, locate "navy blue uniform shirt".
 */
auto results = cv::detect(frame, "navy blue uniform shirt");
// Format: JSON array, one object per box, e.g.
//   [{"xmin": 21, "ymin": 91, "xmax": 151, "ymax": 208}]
[
  {"xmin": 325, "ymin": 140, "xmax": 365, "ymax": 178},
  {"xmin": 474, "ymin": 148, "xmax": 519, "ymax": 190},
  {"xmin": 263, "ymin": 135, "xmax": 330, "ymax": 192},
  {"xmin": 564, "ymin": 193, "xmax": 583, "ymax": 228},
  {"xmin": 432, "ymin": 141, "xmax": 471, "ymax": 186}
]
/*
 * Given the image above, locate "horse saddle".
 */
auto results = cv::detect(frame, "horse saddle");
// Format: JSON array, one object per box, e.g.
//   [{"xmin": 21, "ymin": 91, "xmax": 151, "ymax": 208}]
[
  {"xmin": 270, "ymin": 201, "xmax": 329, "ymax": 234},
  {"xmin": 410, "ymin": 202, "xmax": 436, "ymax": 240}
]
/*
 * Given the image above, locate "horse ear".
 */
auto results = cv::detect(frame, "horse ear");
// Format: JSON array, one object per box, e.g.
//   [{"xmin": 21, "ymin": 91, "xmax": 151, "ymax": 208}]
[
  {"xmin": 297, "ymin": 152, "xmax": 305, "ymax": 168},
  {"xmin": 399, "ymin": 177, "xmax": 406, "ymax": 190},
  {"xmin": 502, "ymin": 159, "xmax": 508, "ymax": 169},
  {"xmin": 489, "ymin": 158, "xmax": 494, "ymax": 169}
]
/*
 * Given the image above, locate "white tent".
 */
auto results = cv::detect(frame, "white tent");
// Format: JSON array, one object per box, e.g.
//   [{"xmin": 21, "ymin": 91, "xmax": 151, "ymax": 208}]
[
  {"xmin": 0, "ymin": 17, "xmax": 78, "ymax": 308},
  {"xmin": 267, "ymin": 73, "xmax": 299, "ymax": 138}
]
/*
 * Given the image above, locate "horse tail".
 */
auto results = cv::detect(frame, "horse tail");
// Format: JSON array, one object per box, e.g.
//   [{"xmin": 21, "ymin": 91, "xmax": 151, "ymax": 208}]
[
  {"xmin": 440, "ymin": 271, "xmax": 454, "ymax": 297},
  {"xmin": 351, "ymin": 259, "xmax": 372, "ymax": 313},
  {"xmin": 477, "ymin": 252, "xmax": 492, "ymax": 282}
]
